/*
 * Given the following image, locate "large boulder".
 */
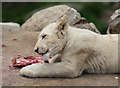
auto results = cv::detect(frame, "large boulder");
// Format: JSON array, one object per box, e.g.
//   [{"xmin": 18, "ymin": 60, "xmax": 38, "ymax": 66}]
[
  {"xmin": 21, "ymin": 5, "xmax": 100, "ymax": 34},
  {"xmin": 21, "ymin": 5, "xmax": 70, "ymax": 31}
]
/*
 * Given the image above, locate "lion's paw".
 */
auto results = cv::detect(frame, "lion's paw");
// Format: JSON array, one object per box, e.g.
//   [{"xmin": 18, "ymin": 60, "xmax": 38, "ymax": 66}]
[{"xmin": 19, "ymin": 65, "xmax": 35, "ymax": 77}]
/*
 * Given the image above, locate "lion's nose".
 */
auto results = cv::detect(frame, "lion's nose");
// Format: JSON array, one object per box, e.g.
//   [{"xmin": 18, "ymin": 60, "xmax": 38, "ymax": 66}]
[{"xmin": 34, "ymin": 48, "xmax": 39, "ymax": 53}]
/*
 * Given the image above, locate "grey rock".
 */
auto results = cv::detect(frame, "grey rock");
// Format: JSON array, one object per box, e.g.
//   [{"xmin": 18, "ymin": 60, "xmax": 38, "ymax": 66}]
[{"xmin": 107, "ymin": 9, "xmax": 120, "ymax": 34}]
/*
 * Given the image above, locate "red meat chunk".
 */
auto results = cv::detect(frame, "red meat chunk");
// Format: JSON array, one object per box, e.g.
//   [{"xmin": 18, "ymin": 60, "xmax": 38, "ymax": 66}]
[{"xmin": 10, "ymin": 55, "xmax": 45, "ymax": 67}]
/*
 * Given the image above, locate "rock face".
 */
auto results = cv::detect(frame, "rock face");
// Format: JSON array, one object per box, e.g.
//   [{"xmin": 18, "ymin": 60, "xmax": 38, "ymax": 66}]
[
  {"xmin": 107, "ymin": 9, "xmax": 120, "ymax": 34},
  {"xmin": 0, "ymin": 22, "xmax": 20, "ymax": 31},
  {"xmin": 21, "ymin": 5, "xmax": 100, "ymax": 34}
]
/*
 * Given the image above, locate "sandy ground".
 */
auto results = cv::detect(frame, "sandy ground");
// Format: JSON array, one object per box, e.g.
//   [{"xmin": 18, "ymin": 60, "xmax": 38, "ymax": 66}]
[{"xmin": 2, "ymin": 30, "xmax": 119, "ymax": 86}]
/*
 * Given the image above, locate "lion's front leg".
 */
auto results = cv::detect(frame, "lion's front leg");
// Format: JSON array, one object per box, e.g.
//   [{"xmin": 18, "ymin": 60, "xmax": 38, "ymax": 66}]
[
  {"xmin": 49, "ymin": 54, "xmax": 61, "ymax": 63},
  {"xmin": 19, "ymin": 61, "xmax": 80, "ymax": 78}
]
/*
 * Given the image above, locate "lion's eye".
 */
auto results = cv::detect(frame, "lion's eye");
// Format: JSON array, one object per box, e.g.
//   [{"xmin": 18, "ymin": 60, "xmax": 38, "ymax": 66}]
[{"xmin": 42, "ymin": 35, "xmax": 47, "ymax": 39}]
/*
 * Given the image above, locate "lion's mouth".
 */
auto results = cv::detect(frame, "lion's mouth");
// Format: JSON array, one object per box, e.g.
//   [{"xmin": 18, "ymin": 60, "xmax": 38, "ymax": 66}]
[
  {"xmin": 39, "ymin": 49, "xmax": 49, "ymax": 56},
  {"xmin": 39, "ymin": 49, "xmax": 50, "ymax": 63}
]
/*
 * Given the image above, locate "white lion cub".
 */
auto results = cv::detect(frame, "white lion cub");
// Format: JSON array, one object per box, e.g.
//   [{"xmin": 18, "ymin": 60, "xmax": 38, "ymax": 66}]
[{"xmin": 20, "ymin": 15, "xmax": 119, "ymax": 78}]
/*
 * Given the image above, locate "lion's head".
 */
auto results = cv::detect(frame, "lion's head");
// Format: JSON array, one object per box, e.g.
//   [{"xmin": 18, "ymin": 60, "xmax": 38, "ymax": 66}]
[{"xmin": 34, "ymin": 16, "xmax": 68, "ymax": 62}]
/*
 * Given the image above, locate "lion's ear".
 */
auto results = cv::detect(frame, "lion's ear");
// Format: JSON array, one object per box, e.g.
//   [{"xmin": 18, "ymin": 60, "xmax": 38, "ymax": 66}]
[{"xmin": 57, "ymin": 15, "xmax": 68, "ymax": 32}]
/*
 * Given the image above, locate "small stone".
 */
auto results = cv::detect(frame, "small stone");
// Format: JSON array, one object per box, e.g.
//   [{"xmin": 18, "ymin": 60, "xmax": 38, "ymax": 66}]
[
  {"xmin": 0, "ymin": 22, "xmax": 20, "ymax": 31},
  {"xmin": 115, "ymin": 77, "xmax": 118, "ymax": 79}
]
